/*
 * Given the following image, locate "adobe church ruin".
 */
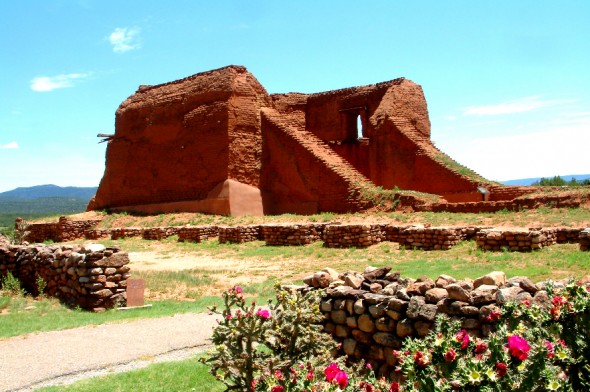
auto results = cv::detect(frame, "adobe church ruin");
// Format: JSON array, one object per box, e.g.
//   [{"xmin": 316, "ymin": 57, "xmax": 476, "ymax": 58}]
[{"xmin": 90, "ymin": 65, "xmax": 531, "ymax": 216}]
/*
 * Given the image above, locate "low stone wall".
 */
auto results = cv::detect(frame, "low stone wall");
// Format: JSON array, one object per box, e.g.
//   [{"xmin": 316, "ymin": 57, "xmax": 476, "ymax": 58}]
[
  {"xmin": 556, "ymin": 228, "xmax": 583, "ymax": 244},
  {"xmin": 323, "ymin": 224, "xmax": 385, "ymax": 248},
  {"xmin": 177, "ymin": 226, "xmax": 219, "ymax": 243},
  {"xmin": 24, "ymin": 217, "xmax": 103, "ymax": 243},
  {"xmin": 396, "ymin": 226, "xmax": 463, "ymax": 250},
  {"xmin": 581, "ymin": 229, "xmax": 590, "ymax": 251},
  {"xmin": 300, "ymin": 266, "xmax": 573, "ymax": 375},
  {"xmin": 17, "ymin": 218, "xmax": 590, "ymax": 254},
  {"xmin": 262, "ymin": 224, "xmax": 325, "ymax": 246},
  {"xmin": 142, "ymin": 226, "xmax": 180, "ymax": 240},
  {"xmin": 219, "ymin": 225, "xmax": 262, "ymax": 244},
  {"xmin": 110, "ymin": 227, "xmax": 144, "ymax": 240},
  {"xmin": 418, "ymin": 193, "xmax": 584, "ymax": 214},
  {"xmin": 476, "ymin": 228, "xmax": 557, "ymax": 251},
  {"xmin": 0, "ymin": 242, "xmax": 129, "ymax": 312}
]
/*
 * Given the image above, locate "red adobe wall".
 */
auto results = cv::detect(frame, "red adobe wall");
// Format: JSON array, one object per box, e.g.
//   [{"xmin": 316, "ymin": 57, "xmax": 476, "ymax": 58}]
[{"xmin": 93, "ymin": 66, "xmax": 269, "ymax": 211}]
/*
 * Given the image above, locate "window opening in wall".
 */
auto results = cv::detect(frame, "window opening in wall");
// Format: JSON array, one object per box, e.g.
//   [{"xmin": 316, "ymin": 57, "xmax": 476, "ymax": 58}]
[{"xmin": 357, "ymin": 114, "xmax": 364, "ymax": 139}]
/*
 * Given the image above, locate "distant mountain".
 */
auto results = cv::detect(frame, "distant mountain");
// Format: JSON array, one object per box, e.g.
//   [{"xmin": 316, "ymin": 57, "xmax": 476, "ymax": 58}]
[
  {"xmin": 0, "ymin": 185, "xmax": 97, "ymax": 222},
  {"xmin": 0, "ymin": 184, "xmax": 97, "ymax": 201},
  {"xmin": 502, "ymin": 174, "xmax": 590, "ymax": 186}
]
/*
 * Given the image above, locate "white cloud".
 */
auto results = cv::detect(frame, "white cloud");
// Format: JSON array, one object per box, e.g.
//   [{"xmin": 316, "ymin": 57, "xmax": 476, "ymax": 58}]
[
  {"xmin": 108, "ymin": 27, "xmax": 141, "ymax": 53},
  {"xmin": 463, "ymin": 96, "xmax": 575, "ymax": 116},
  {"xmin": 440, "ymin": 119, "xmax": 590, "ymax": 181},
  {"xmin": 1, "ymin": 141, "xmax": 19, "ymax": 149},
  {"xmin": 30, "ymin": 73, "xmax": 90, "ymax": 92}
]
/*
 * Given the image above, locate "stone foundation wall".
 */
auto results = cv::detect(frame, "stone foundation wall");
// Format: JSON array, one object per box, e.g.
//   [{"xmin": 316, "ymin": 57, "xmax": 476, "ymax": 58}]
[
  {"xmin": 177, "ymin": 226, "xmax": 219, "ymax": 243},
  {"xmin": 299, "ymin": 266, "xmax": 574, "ymax": 375},
  {"xmin": 219, "ymin": 225, "xmax": 262, "ymax": 244},
  {"xmin": 581, "ymin": 229, "xmax": 590, "ymax": 251},
  {"xmin": 476, "ymin": 228, "xmax": 557, "ymax": 251},
  {"xmin": 262, "ymin": 224, "xmax": 325, "ymax": 246},
  {"xmin": 0, "ymin": 242, "xmax": 129, "ymax": 312},
  {"xmin": 323, "ymin": 225, "xmax": 385, "ymax": 248},
  {"xmin": 110, "ymin": 227, "xmax": 144, "ymax": 240},
  {"xmin": 418, "ymin": 193, "xmax": 583, "ymax": 213},
  {"xmin": 24, "ymin": 217, "xmax": 102, "ymax": 243},
  {"xmin": 18, "ymin": 218, "xmax": 589, "ymax": 253},
  {"xmin": 142, "ymin": 226, "xmax": 180, "ymax": 240}
]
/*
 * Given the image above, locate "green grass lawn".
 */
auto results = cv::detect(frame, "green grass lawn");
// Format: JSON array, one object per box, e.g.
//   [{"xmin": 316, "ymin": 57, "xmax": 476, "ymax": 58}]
[{"xmin": 36, "ymin": 356, "xmax": 223, "ymax": 392}]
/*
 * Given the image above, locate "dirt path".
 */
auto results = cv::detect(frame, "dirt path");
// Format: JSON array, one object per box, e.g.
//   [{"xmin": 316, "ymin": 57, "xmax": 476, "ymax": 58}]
[{"xmin": 0, "ymin": 312, "xmax": 221, "ymax": 392}]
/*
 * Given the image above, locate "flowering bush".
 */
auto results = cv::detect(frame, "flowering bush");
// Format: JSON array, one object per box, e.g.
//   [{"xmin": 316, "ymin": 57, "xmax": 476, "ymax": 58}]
[
  {"xmin": 203, "ymin": 280, "xmax": 590, "ymax": 391},
  {"xmin": 201, "ymin": 283, "xmax": 337, "ymax": 391}
]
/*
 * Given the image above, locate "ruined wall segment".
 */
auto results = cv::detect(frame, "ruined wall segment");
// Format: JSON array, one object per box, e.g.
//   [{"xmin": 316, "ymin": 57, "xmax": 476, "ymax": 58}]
[
  {"xmin": 91, "ymin": 65, "xmax": 536, "ymax": 215},
  {"xmin": 93, "ymin": 66, "xmax": 268, "ymax": 214}
]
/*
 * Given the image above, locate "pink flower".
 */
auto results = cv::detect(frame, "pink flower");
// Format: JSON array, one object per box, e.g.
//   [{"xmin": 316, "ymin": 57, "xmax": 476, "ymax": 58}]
[
  {"xmin": 444, "ymin": 349, "xmax": 456, "ymax": 362},
  {"xmin": 507, "ymin": 335, "xmax": 531, "ymax": 361},
  {"xmin": 306, "ymin": 370, "xmax": 314, "ymax": 381},
  {"xmin": 234, "ymin": 285, "xmax": 242, "ymax": 294},
  {"xmin": 334, "ymin": 370, "xmax": 349, "ymax": 388},
  {"xmin": 545, "ymin": 341, "xmax": 556, "ymax": 358},
  {"xmin": 256, "ymin": 309, "xmax": 271, "ymax": 319},
  {"xmin": 456, "ymin": 330, "xmax": 470, "ymax": 349},
  {"xmin": 325, "ymin": 363, "xmax": 340, "ymax": 382}
]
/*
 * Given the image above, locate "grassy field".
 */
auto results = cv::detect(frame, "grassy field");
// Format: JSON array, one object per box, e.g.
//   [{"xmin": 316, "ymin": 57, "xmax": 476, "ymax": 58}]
[
  {"xmin": 1, "ymin": 206, "xmax": 589, "ymax": 390},
  {"xmin": 36, "ymin": 355, "xmax": 223, "ymax": 392}
]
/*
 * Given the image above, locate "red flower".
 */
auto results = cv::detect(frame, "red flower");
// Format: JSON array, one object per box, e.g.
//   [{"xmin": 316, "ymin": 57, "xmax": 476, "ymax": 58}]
[
  {"xmin": 507, "ymin": 335, "xmax": 531, "ymax": 361},
  {"xmin": 306, "ymin": 370, "xmax": 314, "ymax": 381},
  {"xmin": 456, "ymin": 330, "xmax": 470, "ymax": 349},
  {"xmin": 474, "ymin": 341, "xmax": 488, "ymax": 354},
  {"xmin": 256, "ymin": 309, "xmax": 271, "ymax": 319},
  {"xmin": 495, "ymin": 362, "xmax": 508, "ymax": 378},
  {"xmin": 363, "ymin": 382, "xmax": 375, "ymax": 392},
  {"xmin": 271, "ymin": 386, "xmax": 283, "ymax": 392},
  {"xmin": 552, "ymin": 296, "xmax": 566, "ymax": 306},
  {"xmin": 444, "ymin": 349, "xmax": 456, "ymax": 362},
  {"xmin": 389, "ymin": 382, "xmax": 400, "ymax": 392},
  {"xmin": 414, "ymin": 351, "xmax": 430, "ymax": 367}
]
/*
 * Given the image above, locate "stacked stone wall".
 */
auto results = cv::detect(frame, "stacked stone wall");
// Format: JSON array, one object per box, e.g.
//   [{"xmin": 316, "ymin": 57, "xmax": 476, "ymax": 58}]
[
  {"xmin": 556, "ymin": 228, "xmax": 583, "ymax": 244},
  {"xmin": 476, "ymin": 228, "xmax": 557, "ymax": 251},
  {"xmin": 219, "ymin": 225, "xmax": 262, "ymax": 244},
  {"xmin": 142, "ymin": 226, "xmax": 180, "ymax": 240},
  {"xmin": 24, "ymin": 217, "xmax": 102, "ymax": 243},
  {"xmin": 323, "ymin": 225, "xmax": 385, "ymax": 248},
  {"xmin": 299, "ymin": 266, "xmax": 572, "ymax": 375},
  {"xmin": 397, "ymin": 226, "xmax": 463, "ymax": 250},
  {"xmin": 581, "ymin": 229, "xmax": 590, "ymax": 251},
  {"xmin": 417, "ymin": 194, "xmax": 583, "ymax": 213},
  {"xmin": 0, "ymin": 242, "xmax": 129, "ymax": 311},
  {"xmin": 177, "ymin": 226, "xmax": 219, "ymax": 243},
  {"xmin": 262, "ymin": 224, "xmax": 325, "ymax": 246},
  {"xmin": 110, "ymin": 227, "xmax": 144, "ymax": 240}
]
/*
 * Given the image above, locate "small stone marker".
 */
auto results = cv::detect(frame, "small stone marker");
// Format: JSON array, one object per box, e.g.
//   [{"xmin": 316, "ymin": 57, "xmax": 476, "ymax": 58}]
[{"xmin": 126, "ymin": 278, "xmax": 145, "ymax": 307}]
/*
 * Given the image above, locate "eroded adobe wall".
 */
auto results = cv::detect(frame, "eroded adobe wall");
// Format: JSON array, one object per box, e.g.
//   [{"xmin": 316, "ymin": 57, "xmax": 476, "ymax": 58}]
[
  {"xmin": 301, "ymin": 79, "xmax": 491, "ymax": 202},
  {"xmin": 93, "ymin": 66, "xmax": 269, "ymax": 211}
]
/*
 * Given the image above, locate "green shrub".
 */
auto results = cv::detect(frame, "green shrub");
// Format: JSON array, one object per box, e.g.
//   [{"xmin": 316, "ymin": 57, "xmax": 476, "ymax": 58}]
[
  {"xmin": 201, "ymin": 283, "xmax": 337, "ymax": 391},
  {"xmin": 0, "ymin": 272, "xmax": 25, "ymax": 297}
]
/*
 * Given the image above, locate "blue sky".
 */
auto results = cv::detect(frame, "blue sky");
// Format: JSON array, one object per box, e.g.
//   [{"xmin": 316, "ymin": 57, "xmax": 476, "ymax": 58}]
[{"xmin": 0, "ymin": 1, "xmax": 589, "ymax": 192}]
